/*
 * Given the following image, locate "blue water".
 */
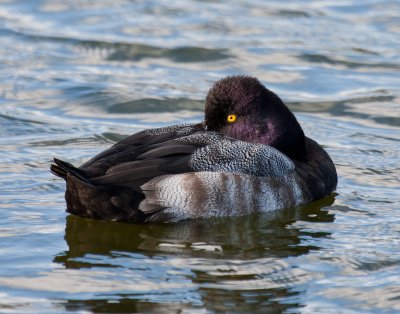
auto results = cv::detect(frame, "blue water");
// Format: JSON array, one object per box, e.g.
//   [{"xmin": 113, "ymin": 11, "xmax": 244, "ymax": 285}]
[{"xmin": 0, "ymin": 0, "xmax": 399, "ymax": 313}]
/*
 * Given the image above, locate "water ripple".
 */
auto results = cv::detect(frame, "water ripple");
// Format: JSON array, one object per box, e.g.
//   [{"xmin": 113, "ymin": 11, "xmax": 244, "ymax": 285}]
[{"xmin": 0, "ymin": 0, "xmax": 400, "ymax": 312}]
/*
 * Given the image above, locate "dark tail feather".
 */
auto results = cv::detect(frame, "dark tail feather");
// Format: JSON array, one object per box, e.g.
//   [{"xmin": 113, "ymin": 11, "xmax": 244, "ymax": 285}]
[
  {"xmin": 50, "ymin": 158, "xmax": 92, "ymax": 184},
  {"xmin": 50, "ymin": 163, "xmax": 68, "ymax": 179}
]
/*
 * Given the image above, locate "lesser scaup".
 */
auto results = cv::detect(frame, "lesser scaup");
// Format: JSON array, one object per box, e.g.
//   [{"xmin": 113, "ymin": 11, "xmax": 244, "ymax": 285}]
[{"xmin": 51, "ymin": 76, "xmax": 337, "ymax": 222}]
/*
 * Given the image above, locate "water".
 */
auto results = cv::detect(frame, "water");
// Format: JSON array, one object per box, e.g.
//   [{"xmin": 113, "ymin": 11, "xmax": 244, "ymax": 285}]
[{"xmin": 0, "ymin": 0, "xmax": 399, "ymax": 312}]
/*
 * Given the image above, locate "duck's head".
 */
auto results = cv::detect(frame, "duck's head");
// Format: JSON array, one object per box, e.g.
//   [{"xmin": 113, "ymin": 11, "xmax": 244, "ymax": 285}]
[{"xmin": 204, "ymin": 76, "xmax": 306, "ymax": 160}]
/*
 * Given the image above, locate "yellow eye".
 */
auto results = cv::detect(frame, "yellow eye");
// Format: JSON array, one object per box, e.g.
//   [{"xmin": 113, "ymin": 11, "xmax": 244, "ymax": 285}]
[{"xmin": 227, "ymin": 114, "xmax": 237, "ymax": 123}]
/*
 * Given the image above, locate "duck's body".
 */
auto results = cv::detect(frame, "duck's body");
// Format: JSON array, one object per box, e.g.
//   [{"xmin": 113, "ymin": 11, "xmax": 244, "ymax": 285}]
[{"xmin": 51, "ymin": 76, "xmax": 337, "ymax": 222}]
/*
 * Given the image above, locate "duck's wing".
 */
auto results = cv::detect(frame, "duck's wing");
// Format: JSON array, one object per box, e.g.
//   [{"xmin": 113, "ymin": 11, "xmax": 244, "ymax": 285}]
[
  {"xmin": 51, "ymin": 123, "xmax": 203, "ymax": 190},
  {"xmin": 77, "ymin": 123, "xmax": 203, "ymax": 175},
  {"xmin": 86, "ymin": 130, "xmax": 295, "ymax": 190}
]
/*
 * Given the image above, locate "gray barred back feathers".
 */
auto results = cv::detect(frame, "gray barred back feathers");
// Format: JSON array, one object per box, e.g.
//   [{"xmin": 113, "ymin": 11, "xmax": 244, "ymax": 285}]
[
  {"xmin": 145, "ymin": 124, "xmax": 295, "ymax": 177},
  {"xmin": 181, "ymin": 135, "xmax": 294, "ymax": 176},
  {"xmin": 143, "ymin": 123, "xmax": 197, "ymax": 137}
]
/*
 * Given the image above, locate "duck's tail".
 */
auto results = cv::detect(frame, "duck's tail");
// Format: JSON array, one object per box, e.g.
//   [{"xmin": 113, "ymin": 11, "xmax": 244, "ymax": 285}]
[
  {"xmin": 50, "ymin": 158, "xmax": 91, "ymax": 184},
  {"xmin": 51, "ymin": 158, "xmax": 149, "ymax": 221}
]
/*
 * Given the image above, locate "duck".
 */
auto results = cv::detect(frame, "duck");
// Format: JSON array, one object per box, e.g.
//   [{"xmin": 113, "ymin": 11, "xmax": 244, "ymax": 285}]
[{"xmin": 51, "ymin": 76, "xmax": 337, "ymax": 223}]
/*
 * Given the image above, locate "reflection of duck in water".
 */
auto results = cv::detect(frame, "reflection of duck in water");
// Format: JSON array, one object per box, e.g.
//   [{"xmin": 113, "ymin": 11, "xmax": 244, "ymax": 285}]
[
  {"xmin": 55, "ymin": 196, "xmax": 335, "ymax": 266},
  {"xmin": 54, "ymin": 197, "xmax": 335, "ymax": 313},
  {"xmin": 51, "ymin": 76, "xmax": 337, "ymax": 222}
]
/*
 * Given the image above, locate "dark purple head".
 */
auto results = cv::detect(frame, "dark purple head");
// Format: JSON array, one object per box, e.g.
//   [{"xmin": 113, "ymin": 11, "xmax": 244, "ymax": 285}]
[{"xmin": 204, "ymin": 76, "xmax": 306, "ymax": 160}]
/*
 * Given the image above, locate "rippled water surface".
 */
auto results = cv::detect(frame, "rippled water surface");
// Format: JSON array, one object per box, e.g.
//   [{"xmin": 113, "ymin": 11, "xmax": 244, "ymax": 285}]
[{"xmin": 1, "ymin": 0, "xmax": 399, "ymax": 313}]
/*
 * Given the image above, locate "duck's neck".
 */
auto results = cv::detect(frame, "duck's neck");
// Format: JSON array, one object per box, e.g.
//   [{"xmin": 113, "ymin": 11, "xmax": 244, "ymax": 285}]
[
  {"xmin": 263, "ymin": 100, "xmax": 307, "ymax": 161},
  {"xmin": 296, "ymin": 137, "xmax": 338, "ymax": 199},
  {"xmin": 269, "ymin": 118, "xmax": 306, "ymax": 161}
]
